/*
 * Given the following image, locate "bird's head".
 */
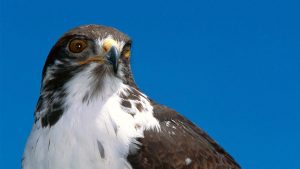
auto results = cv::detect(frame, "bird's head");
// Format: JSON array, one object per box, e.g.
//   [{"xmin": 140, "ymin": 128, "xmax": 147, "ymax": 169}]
[
  {"xmin": 36, "ymin": 25, "xmax": 150, "ymax": 127},
  {"xmin": 41, "ymin": 25, "xmax": 135, "ymax": 96}
]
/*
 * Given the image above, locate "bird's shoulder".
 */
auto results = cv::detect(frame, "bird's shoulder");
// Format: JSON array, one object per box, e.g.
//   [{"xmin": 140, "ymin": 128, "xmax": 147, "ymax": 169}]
[{"xmin": 128, "ymin": 102, "xmax": 241, "ymax": 169}]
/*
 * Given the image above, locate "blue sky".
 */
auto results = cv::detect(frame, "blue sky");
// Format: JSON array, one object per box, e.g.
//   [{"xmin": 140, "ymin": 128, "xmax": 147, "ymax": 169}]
[{"xmin": 0, "ymin": 0, "xmax": 299, "ymax": 168}]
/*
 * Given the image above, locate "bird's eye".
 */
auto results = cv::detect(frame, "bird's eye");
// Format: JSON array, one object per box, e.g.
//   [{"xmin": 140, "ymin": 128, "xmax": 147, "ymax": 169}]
[
  {"xmin": 122, "ymin": 44, "xmax": 131, "ymax": 59},
  {"xmin": 123, "ymin": 49, "xmax": 131, "ymax": 59},
  {"xmin": 69, "ymin": 39, "xmax": 87, "ymax": 53}
]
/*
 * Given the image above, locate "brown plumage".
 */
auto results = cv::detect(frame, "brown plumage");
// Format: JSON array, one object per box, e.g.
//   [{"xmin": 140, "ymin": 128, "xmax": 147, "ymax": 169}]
[
  {"xmin": 128, "ymin": 103, "xmax": 241, "ymax": 169},
  {"xmin": 25, "ymin": 24, "xmax": 240, "ymax": 169}
]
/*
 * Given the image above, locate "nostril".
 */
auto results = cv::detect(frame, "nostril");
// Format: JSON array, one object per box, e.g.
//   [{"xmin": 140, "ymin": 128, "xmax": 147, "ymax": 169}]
[{"xmin": 103, "ymin": 45, "xmax": 109, "ymax": 52}]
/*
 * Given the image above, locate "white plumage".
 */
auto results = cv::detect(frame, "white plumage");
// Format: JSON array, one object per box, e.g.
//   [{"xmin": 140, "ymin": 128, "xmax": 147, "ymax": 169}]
[
  {"xmin": 23, "ymin": 24, "xmax": 241, "ymax": 169},
  {"xmin": 23, "ymin": 46, "xmax": 160, "ymax": 169}
]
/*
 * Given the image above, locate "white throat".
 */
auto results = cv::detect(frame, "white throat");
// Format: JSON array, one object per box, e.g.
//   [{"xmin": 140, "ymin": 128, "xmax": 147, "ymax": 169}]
[{"xmin": 23, "ymin": 65, "xmax": 160, "ymax": 169}]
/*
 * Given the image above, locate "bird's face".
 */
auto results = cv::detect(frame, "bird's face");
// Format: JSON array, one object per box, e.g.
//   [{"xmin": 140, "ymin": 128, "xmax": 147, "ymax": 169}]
[{"xmin": 41, "ymin": 25, "xmax": 134, "ymax": 94}]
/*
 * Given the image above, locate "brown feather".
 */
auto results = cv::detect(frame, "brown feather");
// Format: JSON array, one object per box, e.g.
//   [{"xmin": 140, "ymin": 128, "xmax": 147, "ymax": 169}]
[{"xmin": 128, "ymin": 103, "xmax": 241, "ymax": 169}]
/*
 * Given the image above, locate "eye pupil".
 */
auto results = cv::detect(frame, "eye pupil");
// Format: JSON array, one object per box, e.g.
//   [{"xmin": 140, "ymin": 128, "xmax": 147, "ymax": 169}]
[{"xmin": 75, "ymin": 43, "xmax": 82, "ymax": 49}]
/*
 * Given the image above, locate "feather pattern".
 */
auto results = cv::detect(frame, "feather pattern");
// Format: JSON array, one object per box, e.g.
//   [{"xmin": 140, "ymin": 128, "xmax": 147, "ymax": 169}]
[
  {"xmin": 23, "ymin": 63, "xmax": 160, "ymax": 169},
  {"xmin": 22, "ymin": 24, "xmax": 240, "ymax": 169}
]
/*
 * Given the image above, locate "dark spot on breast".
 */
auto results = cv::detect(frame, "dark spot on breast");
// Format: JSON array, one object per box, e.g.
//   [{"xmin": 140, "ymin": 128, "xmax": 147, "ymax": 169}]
[
  {"xmin": 82, "ymin": 92, "xmax": 89, "ymax": 103},
  {"xmin": 128, "ymin": 94, "xmax": 140, "ymax": 101},
  {"xmin": 97, "ymin": 140, "xmax": 105, "ymax": 159},
  {"xmin": 119, "ymin": 89, "xmax": 141, "ymax": 101},
  {"xmin": 128, "ymin": 112, "xmax": 135, "ymax": 117},
  {"xmin": 35, "ymin": 137, "xmax": 40, "ymax": 148},
  {"xmin": 135, "ymin": 123, "xmax": 141, "ymax": 129},
  {"xmin": 136, "ymin": 103, "xmax": 144, "ymax": 112},
  {"xmin": 109, "ymin": 115, "xmax": 118, "ymax": 135},
  {"xmin": 48, "ymin": 140, "xmax": 51, "ymax": 150},
  {"xmin": 121, "ymin": 100, "xmax": 132, "ymax": 108},
  {"xmin": 113, "ymin": 124, "xmax": 118, "ymax": 134},
  {"xmin": 119, "ymin": 92, "xmax": 127, "ymax": 99}
]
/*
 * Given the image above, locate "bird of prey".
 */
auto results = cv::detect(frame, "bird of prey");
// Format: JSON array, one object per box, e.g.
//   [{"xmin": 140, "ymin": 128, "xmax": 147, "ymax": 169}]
[{"xmin": 22, "ymin": 25, "xmax": 240, "ymax": 169}]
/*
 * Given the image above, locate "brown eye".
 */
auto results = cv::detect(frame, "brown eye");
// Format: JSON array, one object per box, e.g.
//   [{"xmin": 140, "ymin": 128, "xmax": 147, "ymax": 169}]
[
  {"xmin": 122, "ymin": 44, "xmax": 131, "ymax": 59},
  {"xmin": 123, "ymin": 49, "xmax": 131, "ymax": 59},
  {"xmin": 69, "ymin": 39, "xmax": 87, "ymax": 53}
]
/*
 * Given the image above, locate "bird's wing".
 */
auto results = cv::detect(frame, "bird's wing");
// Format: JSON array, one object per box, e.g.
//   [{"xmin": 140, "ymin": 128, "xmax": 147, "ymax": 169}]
[{"xmin": 128, "ymin": 103, "xmax": 241, "ymax": 169}]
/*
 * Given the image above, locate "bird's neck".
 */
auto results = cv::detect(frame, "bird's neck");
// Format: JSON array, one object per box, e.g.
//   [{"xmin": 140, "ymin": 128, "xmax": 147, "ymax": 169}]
[
  {"xmin": 26, "ymin": 66, "xmax": 160, "ymax": 169},
  {"xmin": 61, "ymin": 67, "xmax": 159, "ymax": 130},
  {"xmin": 36, "ymin": 63, "xmax": 158, "ymax": 129}
]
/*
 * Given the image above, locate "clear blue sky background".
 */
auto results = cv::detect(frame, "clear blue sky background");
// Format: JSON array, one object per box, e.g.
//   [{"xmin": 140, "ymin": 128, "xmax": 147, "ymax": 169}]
[{"xmin": 0, "ymin": 0, "xmax": 299, "ymax": 169}]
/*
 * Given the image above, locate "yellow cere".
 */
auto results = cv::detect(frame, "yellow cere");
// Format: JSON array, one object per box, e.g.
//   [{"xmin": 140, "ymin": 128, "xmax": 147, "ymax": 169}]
[{"xmin": 102, "ymin": 38, "xmax": 118, "ymax": 52}]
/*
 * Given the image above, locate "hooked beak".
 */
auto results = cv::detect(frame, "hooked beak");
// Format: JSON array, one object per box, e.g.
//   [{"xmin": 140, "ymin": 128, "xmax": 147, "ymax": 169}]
[{"xmin": 106, "ymin": 46, "xmax": 120, "ymax": 73}]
